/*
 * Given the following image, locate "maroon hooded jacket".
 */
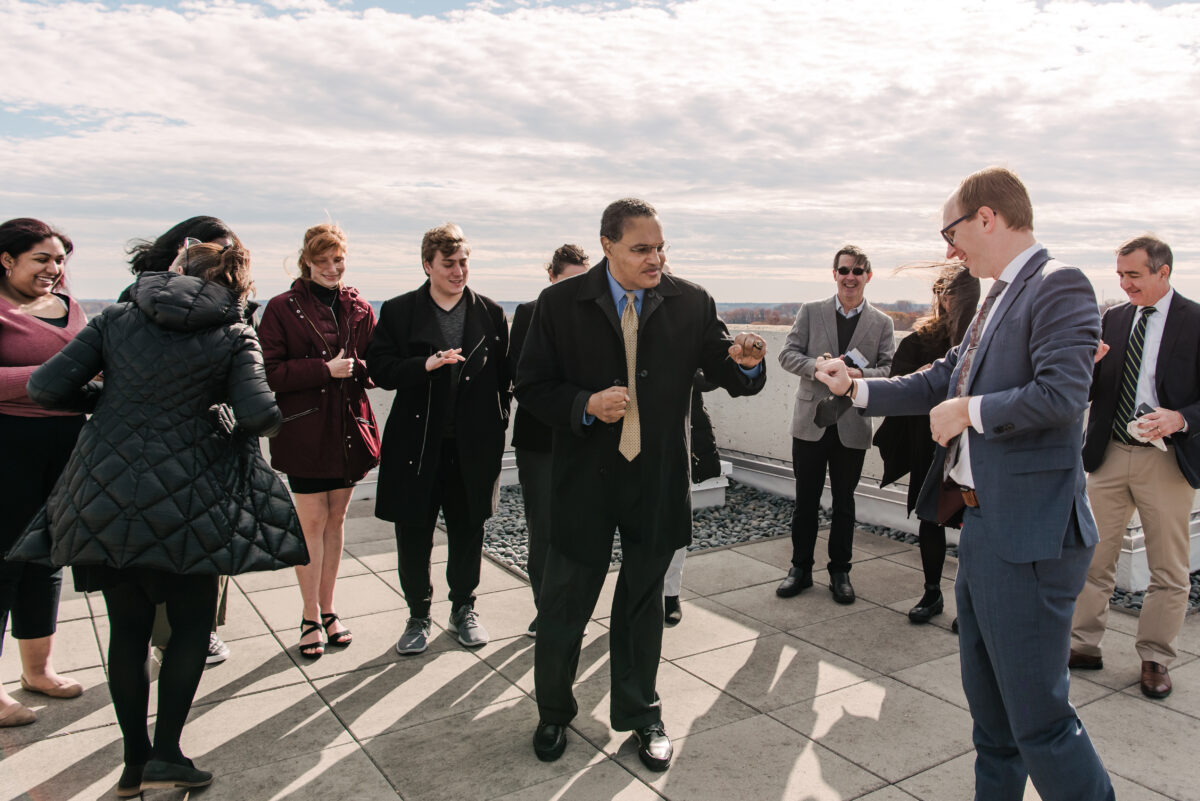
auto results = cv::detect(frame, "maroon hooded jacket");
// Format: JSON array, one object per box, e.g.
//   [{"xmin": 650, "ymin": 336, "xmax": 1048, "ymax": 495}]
[{"xmin": 258, "ymin": 278, "xmax": 380, "ymax": 481}]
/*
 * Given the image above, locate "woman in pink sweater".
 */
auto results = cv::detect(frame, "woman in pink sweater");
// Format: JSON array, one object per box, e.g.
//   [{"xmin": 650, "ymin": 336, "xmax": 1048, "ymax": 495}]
[{"xmin": 0, "ymin": 218, "xmax": 87, "ymax": 727}]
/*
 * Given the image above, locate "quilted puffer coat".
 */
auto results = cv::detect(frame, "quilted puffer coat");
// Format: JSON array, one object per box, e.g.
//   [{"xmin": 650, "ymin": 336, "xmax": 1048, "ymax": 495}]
[{"xmin": 6, "ymin": 272, "xmax": 307, "ymax": 575}]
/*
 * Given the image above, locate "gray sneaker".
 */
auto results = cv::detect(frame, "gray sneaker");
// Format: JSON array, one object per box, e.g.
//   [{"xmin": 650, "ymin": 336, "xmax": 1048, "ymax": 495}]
[
  {"xmin": 395, "ymin": 617, "xmax": 432, "ymax": 655},
  {"xmin": 448, "ymin": 606, "xmax": 490, "ymax": 648}
]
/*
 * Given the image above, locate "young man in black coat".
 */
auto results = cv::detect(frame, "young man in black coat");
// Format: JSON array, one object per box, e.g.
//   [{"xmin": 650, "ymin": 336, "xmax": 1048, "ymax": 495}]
[
  {"xmin": 366, "ymin": 223, "xmax": 511, "ymax": 655},
  {"xmin": 515, "ymin": 198, "xmax": 767, "ymax": 771}
]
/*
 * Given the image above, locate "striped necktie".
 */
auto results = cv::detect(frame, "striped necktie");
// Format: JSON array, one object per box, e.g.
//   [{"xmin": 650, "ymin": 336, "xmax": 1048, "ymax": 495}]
[
  {"xmin": 944, "ymin": 278, "xmax": 1007, "ymax": 475},
  {"xmin": 618, "ymin": 292, "xmax": 641, "ymax": 460},
  {"xmin": 1112, "ymin": 306, "xmax": 1156, "ymax": 444}
]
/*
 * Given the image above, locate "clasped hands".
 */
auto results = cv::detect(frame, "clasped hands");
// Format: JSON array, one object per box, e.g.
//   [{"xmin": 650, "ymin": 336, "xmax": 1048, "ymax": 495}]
[{"xmin": 814, "ymin": 357, "xmax": 971, "ymax": 447}]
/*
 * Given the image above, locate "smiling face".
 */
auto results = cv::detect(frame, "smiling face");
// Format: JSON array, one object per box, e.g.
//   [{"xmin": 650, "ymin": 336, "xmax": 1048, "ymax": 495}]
[
  {"xmin": 601, "ymin": 215, "xmax": 666, "ymax": 291},
  {"xmin": 833, "ymin": 253, "xmax": 871, "ymax": 309},
  {"xmin": 1, "ymin": 237, "xmax": 67, "ymax": 300},
  {"xmin": 425, "ymin": 246, "xmax": 469, "ymax": 302},
  {"xmin": 1117, "ymin": 249, "xmax": 1171, "ymax": 307},
  {"xmin": 308, "ymin": 247, "xmax": 346, "ymax": 290}
]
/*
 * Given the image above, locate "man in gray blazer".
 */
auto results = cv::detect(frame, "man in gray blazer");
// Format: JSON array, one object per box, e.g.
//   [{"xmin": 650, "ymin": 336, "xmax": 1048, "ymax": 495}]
[
  {"xmin": 777, "ymin": 245, "xmax": 894, "ymax": 603},
  {"xmin": 817, "ymin": 167, "xmax": 1113, "ymax": 801}
]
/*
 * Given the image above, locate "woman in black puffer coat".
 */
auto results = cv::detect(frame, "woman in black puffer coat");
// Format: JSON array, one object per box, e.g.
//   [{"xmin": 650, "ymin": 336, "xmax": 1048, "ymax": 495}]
[{"xmin": 7, "ymin": 243, "xmax": 306, "ymax": 796}]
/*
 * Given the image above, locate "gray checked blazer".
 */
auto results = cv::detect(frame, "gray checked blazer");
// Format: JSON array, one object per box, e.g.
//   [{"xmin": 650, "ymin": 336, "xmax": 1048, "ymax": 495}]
[{"xmin": 779, "ymin": 296, "xmax": 895, "ymax": 447}]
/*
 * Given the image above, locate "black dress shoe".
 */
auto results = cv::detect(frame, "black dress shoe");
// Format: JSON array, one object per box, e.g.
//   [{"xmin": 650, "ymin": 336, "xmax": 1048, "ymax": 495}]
[
  {"xmin": 907, "ymin": 585, "xmax": 944, "ymax": 624},
  {"xmin": 533, "ymin": 721, "xmax": 567, "ymax": 762},
  {"xmin": 829, "ymin": 572, "xmax": 855, "ymax": 605},
  {"xmin": 140, "ymin": 758, "xmax": 213, "ymax": 790},
  {"xmin": 664, "ymin": 595, "xmax": 682, "ymax": 626},
  {"xmin": 116, "ymin": 763, "xmax": 144, "ymax": 798},
  {"xmin": 951, "ymin": 617, "xmax": 958, "ymax": 634},
  {"xmin": 776, "ymin": 567, "xmax": 813, "ymax": 598},
  {"xmin": 632, "ymin": 722, "xmax": 673, "ymax": 771}
]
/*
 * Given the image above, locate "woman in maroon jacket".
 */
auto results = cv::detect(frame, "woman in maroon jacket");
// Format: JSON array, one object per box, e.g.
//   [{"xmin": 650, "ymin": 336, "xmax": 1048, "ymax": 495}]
[{"xmin": 258, "ymin": 224, "xmax": 380, "ymax": 657}]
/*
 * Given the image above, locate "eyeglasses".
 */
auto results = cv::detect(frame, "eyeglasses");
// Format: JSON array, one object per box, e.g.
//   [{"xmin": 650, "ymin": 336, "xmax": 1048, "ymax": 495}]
[
  {"xmin": 836, "ymin": 267, "xmax": 867, "ymax": 276},
  {"xmin": 940, "ymin": 211, "xmax": 975, "ymax": 246},
  {"xmin": 617, "ymin": 241, "xmax": 670, "ymax": 258},
  {"xmin": 182, "ymin": 237, "xmax": 202, "ymax": 273}
]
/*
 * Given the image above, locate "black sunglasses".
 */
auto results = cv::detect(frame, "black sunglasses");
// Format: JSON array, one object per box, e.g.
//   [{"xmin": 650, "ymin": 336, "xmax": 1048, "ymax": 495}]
[{"xmin": 836, "ymin": 267, "xmax": 867, "ymax": 276}]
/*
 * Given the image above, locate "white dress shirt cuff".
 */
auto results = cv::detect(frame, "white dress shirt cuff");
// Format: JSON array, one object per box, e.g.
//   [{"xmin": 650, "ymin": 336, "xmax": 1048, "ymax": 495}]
[
  {"xmin": 968, "ymin": 395, "xmax": 984, "ymax": 433},
  {"xmin": 851, "ymin": 379, "xmax": 868, "ymax": 408}
]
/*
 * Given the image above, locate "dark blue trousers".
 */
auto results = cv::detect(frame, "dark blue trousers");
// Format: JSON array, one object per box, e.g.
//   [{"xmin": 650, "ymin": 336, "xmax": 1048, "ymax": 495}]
[{"xmin": 956, "ymin": 510, "xmax": 1114, "ymax": 801}]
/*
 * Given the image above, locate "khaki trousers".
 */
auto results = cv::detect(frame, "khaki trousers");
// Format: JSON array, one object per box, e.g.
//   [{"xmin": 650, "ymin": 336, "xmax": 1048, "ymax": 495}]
[{"xmin": 1071, "ymin": 440, "xmax": 1195, "ymax": 665}]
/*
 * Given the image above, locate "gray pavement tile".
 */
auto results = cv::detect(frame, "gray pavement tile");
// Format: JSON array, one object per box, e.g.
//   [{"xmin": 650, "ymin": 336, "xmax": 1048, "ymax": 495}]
[
  {"xmin": 188, "ymin": 632, "xmax": 309, "ymax": 707},
  {"xmin": 791, "ymin": 606, "xmax": 960, "ymax": 675},
  {"xmin": 881, "ymin": 546, "xmax": 958, "ymax": 581},
  {"xmin": 57, "ymin": 595, "xmax": 91, "ymax": 623},
  {"xmin": 85, "ymin": 590, "xmax": 108, "ymax": 618},
  {"xmin": 345, "ymin": 497, "xmax": 376, "ymax": 518},
  {"xmin": 315, "ymin": 649, "xmax": 524, "ymax": 740},
  {"xmin": 856, "ymin": 788, "xmax": 922, "ymax": 801},
  {"xmin": 477, "ymin": 627, "xmax": 611, "ymax": 695},
  {"xmin": 707, "ymin": 580, "xmax": 870, "ymax": 632},
  {"xmin": 673, "ymin": 632, "xmax": 876, "ymax": 713},
  {"xmin": 568, "ymin": 661, "xmax": 758, "ymax": 756},
  {"xmin": 1174, "ymin": 612, "xmax": 1200, "ymax": 657},
  {"xmin": 0, "ymin": 617, "xmax": 103, "ymax": 683},
  {"xmin": 616, "ymin": 713, "xmax": 886, "ymax": 801},
  {"xmin": 841, "ymin": 557, "xmax": 929, "ymax": 607},
  {"xmin": 289, "ymin": 608, "xmax": 457, "ymax": 680},
  {"xmin": 660, "ymin": 597, "xmax": 780, "ymax": 661},
  {"xmin": 247, "ymin": 571, "xmax": 403, "ymax": 631},
  {"xmin": 898, "ymin": 752, "xmax": 1039, "ymax": 801},
  {"xmin": 0, "ymin": 720, "xmax": 126, "ymax": 801},
  {"xmin": 491, "ymin": 760, "xmax": 660, "ymax": 801},
  {"xmin": 212, "ymin": 582, "xmax": 272, "ymax": 642},
  {"xmin": 1082, "ymin": 689, "xmax": 1200, "ymax": 800},
  {"xmin": 851, "ymin": 530, "xmax": 917, "ymax": 559},
  {"xmin": 364, "ymin": 696, "xmax": 606, "ymax": 801},
  {"xmin": 342, "ymin": 513, "xmax": 398, "ymax": 544},
  {"xmin": 770, "ymin": 676, "xmax": 974, "ymax": 783},
  {"xmin": 181, "ymin": 682, "xmax": 355, "ymax": 778},
  {"xmin": 380, "ymin": 554, "xmax": 525, "ymax": 600},
  {"xmin": 890, "ymin": 653, "xmax": 1117, "ymax": 712},
  {"xmin": 232, "ymin": 555, "xmax": 364, "ymax": 594},
  {"xmin": 678, "ymin": 549, "xmax": 785, "ymax": 597},
  {"xmin": 731, "ymin": 535, "xmax": 796, "ymax": 570},
  {"xmin": 0, "ymin": 666, "xmax": 115, "ymax": 748},
  {"xmin": 183, "ymin": 742, "xmax": 399, "ymax": 800}
]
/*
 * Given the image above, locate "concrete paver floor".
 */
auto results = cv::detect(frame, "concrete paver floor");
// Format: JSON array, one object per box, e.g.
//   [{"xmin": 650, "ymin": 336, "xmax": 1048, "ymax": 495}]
[{"xmin": 3, "ymin": 498, "xmax": 1196, "ymax": 800}]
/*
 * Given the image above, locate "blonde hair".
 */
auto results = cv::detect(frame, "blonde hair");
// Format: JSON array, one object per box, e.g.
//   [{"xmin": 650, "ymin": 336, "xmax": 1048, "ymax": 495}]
[{"xmin": 298, "ymin": 224, "xmax": 348, "ymax": 281}]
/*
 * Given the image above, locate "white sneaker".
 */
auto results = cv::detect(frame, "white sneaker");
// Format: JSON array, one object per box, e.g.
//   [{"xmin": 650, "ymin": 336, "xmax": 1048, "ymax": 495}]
[{"xmin": 205, "ymin": 633, "xmax": 230, "ymax": 665}]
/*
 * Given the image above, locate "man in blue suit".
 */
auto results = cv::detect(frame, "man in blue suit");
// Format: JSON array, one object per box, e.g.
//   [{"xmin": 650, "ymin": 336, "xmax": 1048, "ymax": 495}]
[{"xmin": 816, "ymin": 167, "xmax": 1113, "ymax": 800}]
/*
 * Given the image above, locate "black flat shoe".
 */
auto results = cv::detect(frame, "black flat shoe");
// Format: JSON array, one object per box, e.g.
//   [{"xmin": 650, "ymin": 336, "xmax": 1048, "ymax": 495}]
[
  {"xmin": 829, "ymin": 572, "xmax": 856, "ymax": 605},
  {"xmin": 664, "ymin": 596, "xmax": 682, "ymax": 626},
  {"xmin": 141, "ymin": 757, "xmax": 213, "ymax": 790},
  {"xmin": 776, "ymin": 567, "xmax": 813, "ymax": 598},
  {"xmin": 908, "ymin": 585, "xmax": 944, "ymax": 624},
  {"xmin": 951, "ymin": 617, "xmax": 959, "ymax": 634},
  {"xmin": 533, "ymin": 721, "xmax": 567, "ymax": 762},
  {"xmin": 632, "ymin": 722, "xmax": 673, "ymax": 771},
  {"xmin": 116, "ymin": 763, "xmax": 144, "ymax": 798}
]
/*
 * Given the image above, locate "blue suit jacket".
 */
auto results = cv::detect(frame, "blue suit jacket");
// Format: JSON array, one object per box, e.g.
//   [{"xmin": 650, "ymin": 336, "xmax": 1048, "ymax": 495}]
[{"xmin": 864, "ymin": 249, "xmax": 1101, "ymax": 564}]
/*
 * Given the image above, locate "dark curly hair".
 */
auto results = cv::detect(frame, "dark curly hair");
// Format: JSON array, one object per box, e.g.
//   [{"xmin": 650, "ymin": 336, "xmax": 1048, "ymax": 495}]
[{"xmin": 127, "ymin": 216, "xmax": 240, "ymax": 275}]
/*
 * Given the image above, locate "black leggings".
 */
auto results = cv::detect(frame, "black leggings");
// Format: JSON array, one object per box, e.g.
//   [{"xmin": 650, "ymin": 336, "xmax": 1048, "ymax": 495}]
[
  {"xmin": 918, "ymin": 520, "xmax": 947, "ymax": 586},
  {"xmin": 102, "ymin": 571, "xmax": 218, "ymax": 766}
]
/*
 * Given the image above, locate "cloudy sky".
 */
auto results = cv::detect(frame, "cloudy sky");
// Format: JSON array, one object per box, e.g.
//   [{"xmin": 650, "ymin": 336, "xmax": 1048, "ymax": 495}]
[{"xmin": 2, "ymin": 0, "xmax": 1198, "ymax": 306}]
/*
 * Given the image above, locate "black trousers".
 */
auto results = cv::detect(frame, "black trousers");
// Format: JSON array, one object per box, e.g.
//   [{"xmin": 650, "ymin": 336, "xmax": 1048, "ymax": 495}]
[
  {"xmin": 395, "ymin": 439, "xmax": 484, "ymax": 619},
  {"xmin": 0, "ymin": 413, "xmax": 84, "ymax": 656},
  {"xmin": 515, "ymin": 448, "xmax": 552, "ymax": 610},
  {"xmin": 790, "ymin": 430, "xmax": 865, "ymax": 574},
  {"xmin": 102, "ymin": 569, "xmax": 218, "ymax": 766},
  {"xmin": 534, "ymin": 457, "xmax": 676, "ymax": 731}
]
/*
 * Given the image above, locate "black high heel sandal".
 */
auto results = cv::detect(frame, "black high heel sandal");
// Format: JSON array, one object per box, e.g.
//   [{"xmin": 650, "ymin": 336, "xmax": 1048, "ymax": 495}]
[
  {"xmin": 321, "ymin": 613, "xmax": 353, "ymax": 648},
  {"xmin": 299, "ymin": 618, "xmax": 325, "ymax": 658}
]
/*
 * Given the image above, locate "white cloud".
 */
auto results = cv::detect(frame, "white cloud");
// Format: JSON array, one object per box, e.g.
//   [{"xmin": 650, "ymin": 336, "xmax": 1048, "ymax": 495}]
[{"xmin": 0, "ymin": 0, "xmax": 1197, "ymax": 305}]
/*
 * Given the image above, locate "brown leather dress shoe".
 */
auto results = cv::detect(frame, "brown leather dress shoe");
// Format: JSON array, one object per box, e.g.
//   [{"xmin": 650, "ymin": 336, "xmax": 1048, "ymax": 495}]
[
  {"xmin": 1140, "ymin": 661, "xmax": 1172, "ymax": 698},
  {"xmin": 1068, "ymin": 650, "xmax": 1103, "ymax": 670}
]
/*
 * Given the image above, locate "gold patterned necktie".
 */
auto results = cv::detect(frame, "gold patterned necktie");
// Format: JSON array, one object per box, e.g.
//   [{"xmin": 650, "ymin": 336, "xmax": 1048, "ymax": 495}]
[{"xmin": 619, "ymin": 291, "xmax": 641, "ymax": 461}]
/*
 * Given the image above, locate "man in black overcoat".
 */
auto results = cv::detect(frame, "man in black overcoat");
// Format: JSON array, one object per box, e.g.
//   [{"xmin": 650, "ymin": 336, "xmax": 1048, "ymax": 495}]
[{"xmin": 514, "ymin": 198, "xmax": 767, "ymax": 771}]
